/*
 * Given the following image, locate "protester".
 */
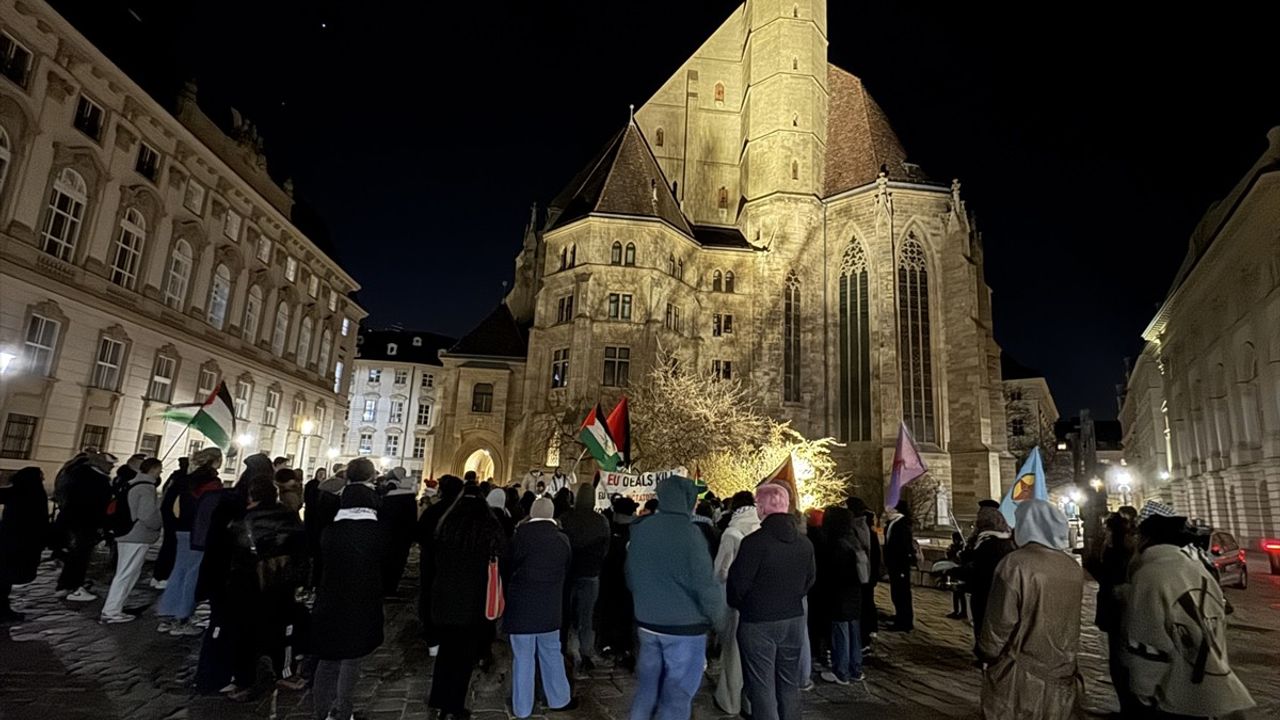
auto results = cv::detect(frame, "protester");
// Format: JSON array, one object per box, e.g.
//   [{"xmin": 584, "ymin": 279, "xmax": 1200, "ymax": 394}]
[
  {"xmin": 55, "ymin": 450, "xmax": 115, "ymax": 601},
  {"xmin": 152, "ymin": 457, "xmax": 189, "ymax": 589},
  {"xmin": 312, "ymin": 458, "xmax": 388, "ymax": 720},
  {"xmin": 552, "ymin": 486, "xmax": 573, "ymax": 518},
  {"xmin": 801, "ymin": 507, "xmax": 826, "ymax": 684},
  {"xmin": 627, "ymin": 476, "xmax": 725, "ymax": 720},
  {"xmin": 959, "ymin": 506, "xmax": 1016, "ymax": 651},
  {"xmin": 416, "ymin": 474, "xmax": 463, "ymax": 653},
  {"xmin": 504, "ymin": 486, "xmax": 525, "ymax": 524},
  {"xmin": 272, "ymin": 456, "xmax": 290, "ymax": 473},
  {"xmin": 0, "ymin": 467, "xmax": 49, "ymax": 624},
  {"xmin": 882, "ymin": 499, "xmax": 916, "ymax": 631},
  {"xmin": 1122, "ymin": 510, "xmax": 1254, "ymax": 719},
  {"xmin": 713, "ymin": 490, "xmax": 760, "ymax": 716},
  {"xmin": 379, "ymin": 468, "xmax": 420, "ymax": 595},
  {"xmin": 486, "ymin": 486, "xmax": 514, "ymax": 537},
  {"xmin": 819, "ymin": 506, "xmax": 865, "ymax": 685},
  {"xmin": 156, "ymin": 447, "xmax": 222, "ymax": 636},
  {"xmin": 428, "ymin": 484, "xmax": 507, "ymax": 718},
  {"xmin": 559, "ymin": 482, "xmax": 610, "ymax": 671},
  {"xmin": 100, "ymin": 458, "xmax": 164, "ymax": 623},
  {"xmin": 726, "ymin": 484, "xmax": 814, "ymax": 720},
  {"xmin": 304, "ymin": 464, "xmax": 342, "ymax": 592},
  {"xmin": 1093, "ymin": 512, "xmax": 1138, "ymax": 715},
  {"xmin": 976, "ymin": 499, "xmax": 1084, "ymax": 720},
  {"xmin": 598, "ymin": 496, "xmax": 638, "ymax": 671},
  {"xmin": 504, "ymin": 497, "xmax": 577, "ymax": 717},
  {"xmin": 943, "ymin": 531, "xmax": 967, "ymax": 619},
  {"xmin": 274, "ymin": 467, "xmax": 304, "ymax": 513},
  {"xmin": 846, "ymin": 497, "xmax": 880, "ymax": 651},
  {"xmin": 693, "ymin": 501, "xmax": 721, "ymax": 559}
]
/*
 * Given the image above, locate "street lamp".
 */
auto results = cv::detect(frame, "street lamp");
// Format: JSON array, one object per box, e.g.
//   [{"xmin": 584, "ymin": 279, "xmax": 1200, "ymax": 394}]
[
  {"xmin": 235, "ymin": 434, "xmax": 254, "ymax": 448},
  {"xmin": 298, "ymin": 418, "xmax": 315, "ymax": 474},
  {"xmin": 1159, "ymin": 470, "xmax": 1171, "ymax": 481}
]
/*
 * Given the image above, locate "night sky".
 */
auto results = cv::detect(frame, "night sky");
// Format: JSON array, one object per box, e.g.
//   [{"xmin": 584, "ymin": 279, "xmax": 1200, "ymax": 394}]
[{"xmin": 53, "ymin": 1, "xmax": 1280, "ymax": 420}]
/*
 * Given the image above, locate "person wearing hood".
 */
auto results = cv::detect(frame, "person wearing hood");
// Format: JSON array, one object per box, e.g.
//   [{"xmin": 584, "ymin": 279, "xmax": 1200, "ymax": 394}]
[
  {"xmin": 235, "ymin": 453, "xmax": 273, "ymax": 496},
  {"xmin": 559, "ymin": 482, "xmax": 611, "ymax": 671},
  {"xmin": 100, "ymin": 458, "xmax": 164, "ymax": 624},
  {"xmin": 0, "ymin": 467, "xmax": 50, "ymax": 624},
  {"xmin": 379, "ymin": 467, "xmax": 420, "ymax": 595},
  {"xmin": 959, "ymin": 506, "xmax": 1016, "ymax": 653},
  {"xmin": 273, "ymin": 467, "xmax": 304, "ymax": 514},
  {"xmin": 552, "ymin": 486, "xmax": 573, "ymax": 518},
  {"xmin": 726, "ymin": 484, "xmax": 815, "ymax": 720},
  {"xmin": 55, "ymin": 450, "xmax": 115, "ymax": 601},
  {"xmin": 881, "ymin": 499, "xmax": 916, "ymax": 632},
  {"xmin": 819, "ymin": 506, "xmax": 866, "ymax": 685},
  {"xmin": 416, "ymin": 474, "xmax": 463, "ymax": 653},
  {"xmin": 846, "ymin": 497, "xmax": 880, "ymax": 651},
  {"xmin": 151, "ymin": 457, "xmax": 190, "ymax": 589},
  {"xmin": 156, "ymin": 447, "xmax": 223, "ymax": 636},
  {"xmin": 1093, "ymin": 511, "xmax": 1138, "ymax": 715},
  {"xmin": 1121, "ymin": 511, "xmax": 1254, "ymax": 719},
  {"xmin": 627, "ymin": 476, "xmax": 725, "ymax": 720},
  {"xmin": 599, "ymin": 496, "xmax": 638, "ymax": 671},
  {"xmin": 713, "ymin": 490, "xmax": 761, "ymax": 716},
  {"xmin": 311, "ymin": 458, "xmax": 387, "ymax": 720},
  {"xmin": 486, "ymin": 486, "xmax": 515, "ymax": 537},
  {"xmin": 503, "ymin": 497, "xmax": 576, "ymax": 717},
  {"xmin": 977, "ymin": 499, "xmax": 1084, "ymax": 720}
]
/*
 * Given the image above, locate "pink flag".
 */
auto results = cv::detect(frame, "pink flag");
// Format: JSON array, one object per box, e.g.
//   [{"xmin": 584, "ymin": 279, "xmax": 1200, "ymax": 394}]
[{"xmin": 886, "ymin": 420, "xmax": 928, "ymax": 509}]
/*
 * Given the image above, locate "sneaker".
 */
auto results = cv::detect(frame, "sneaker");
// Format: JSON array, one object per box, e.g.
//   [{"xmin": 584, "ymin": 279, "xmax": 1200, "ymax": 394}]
[
  {"xmin": 819, "ymin": 671, "xmax": 849, "ymax": 686},
  {"xmin": 428, "ymin": 645, "xmax": 439, "ymax": 658},
  {"xmin": 850, "ymin": 671, "xmax": 866, "ymax": 682},
  {"xmin": 157, "ymin": 620, "xmax": 175, "ymax": 633},
  {"xmin": 169, "ymin": 621, "xmax": 204, "ymax": 637},
  {"xmin": 65, "ymin": 588, "xmax": 98, "ymax": 602},
  {"xmin": 54, "ymin": 589, "xmax": 70, "ymax": 599},
  {"xmin": 218, "ymin": 683, "xmax": 239, "ymax": 694},
  {"xmin": 99, "ymin": 613, "xmax": 137, "ymax": 624},
  {"xmin": 149, "ymin": 578, "xmax": 167, "ymax": 590},
  {"xmin": 800, "ymin": 680, "xmax": 815, "ymax": 692}
]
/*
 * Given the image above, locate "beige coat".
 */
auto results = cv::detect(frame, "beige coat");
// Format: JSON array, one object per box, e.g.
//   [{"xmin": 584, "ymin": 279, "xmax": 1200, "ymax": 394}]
[{"xmin": 977, "ymin": 543, "xmax": 1084, "ymax": 720}]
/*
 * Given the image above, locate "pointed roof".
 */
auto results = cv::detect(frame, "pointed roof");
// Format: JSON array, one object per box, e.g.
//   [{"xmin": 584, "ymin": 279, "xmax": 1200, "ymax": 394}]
[
  {"xmin": 548, "ymin": 121, "xmax": 693, "ymax": 236},
  {"xmin": 446, "ymin": 303, "xmax": 529, "ymax": 359},
  {"xmin": 825, "ymin": 65, "xmax": 925, "ymax": 196}
]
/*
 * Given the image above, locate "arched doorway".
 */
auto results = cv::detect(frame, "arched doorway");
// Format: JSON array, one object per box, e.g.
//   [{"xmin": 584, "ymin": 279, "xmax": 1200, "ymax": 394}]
[{"xmin": 464, "ymin": 448, "xmax": 495, "ymax": 482}]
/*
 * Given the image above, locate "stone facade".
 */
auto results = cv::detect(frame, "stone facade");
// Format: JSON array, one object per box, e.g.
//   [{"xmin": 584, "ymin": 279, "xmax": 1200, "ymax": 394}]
[
  {"xmin": 1003, "ymin": 375, "xmax": 1060, "ymax": 465},
  {"xmin": 432, "ymin": 0, "xmax": 1012, "ymax": 515},
  {"xmin": 1119, "ymin": 345, "xmax": 1172, "ymax": 502},
  {"xmin": 0, "ymin": 0, "xmax": 364, "ymax": 483},
  {"xmin": 1125, "ymin": 127, "xmax": 1280, "ymax": 546}
]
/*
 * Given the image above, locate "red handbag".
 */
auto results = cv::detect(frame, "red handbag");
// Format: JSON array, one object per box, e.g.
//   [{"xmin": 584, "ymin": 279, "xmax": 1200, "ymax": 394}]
[{"xmin": 485, "ymin": 555, "xmax": 505, "ymax": 620}]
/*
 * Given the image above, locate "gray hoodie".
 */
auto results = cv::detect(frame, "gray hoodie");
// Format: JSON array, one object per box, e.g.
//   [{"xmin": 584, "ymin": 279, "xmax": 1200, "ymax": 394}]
[{"xmin": 117, "ymin": 472, "xmax": 163, "ymax": 544}]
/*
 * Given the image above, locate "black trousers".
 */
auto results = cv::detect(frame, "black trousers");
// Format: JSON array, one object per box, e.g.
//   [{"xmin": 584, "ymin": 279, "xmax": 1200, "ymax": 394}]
[
  {"xmin": 56, "ymin": 529, "xmax": 97, "ymax": 591},
  {"xmin": 154, "ymin": 528, "xmax": 177, "ymax": 581},
  {"xmin": 429, "ymin": 622, "xmax": 486, "ymax": 714},
  {"xmin": 888, "ymin": 570, "xmax": 913, "ymax": 630}
]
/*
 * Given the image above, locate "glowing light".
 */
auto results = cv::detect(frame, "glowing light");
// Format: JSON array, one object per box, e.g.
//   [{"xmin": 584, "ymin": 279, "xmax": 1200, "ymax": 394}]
[
  {"xmin": 235, "ymin": 434, "xmax": 253, "ymax": 448},
  {"xmin": 1089, "ymin": 478, "xmax": 1103, "ymax": 492},
  {"xmin": 800, "ymin": 493, "xmax": 817, "ymax": 510},
  {"xmin": 380, "ymin": 456, "xmax": 391, "ymax": 468},
  {"xmin": 1069, "ymin": 489, "xmax": 1083, "ymax": 504},
  {"xmin": 793, "ymin": 455, "xmax": 815, "ymax": 481},
  {"xmin": 301, "ymin": 419, "xmax": 316, "ymax": 435},
  {"xmin": 0, "ymin": 351, "xmax": 14, "ymax": 374},
  {"xmin": 326, "ymin": 447, "xmax": 339, "ymax": 459},
  {"xmin": 1159, "ymin": 471, "xmax": 1170, "ymax": 481}
]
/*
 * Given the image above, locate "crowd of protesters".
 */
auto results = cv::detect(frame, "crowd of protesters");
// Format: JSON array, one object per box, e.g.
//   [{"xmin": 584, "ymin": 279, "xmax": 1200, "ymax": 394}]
[{"xmin": 0, "ymin": 449, "xmax": 1259, "ymax": 720}]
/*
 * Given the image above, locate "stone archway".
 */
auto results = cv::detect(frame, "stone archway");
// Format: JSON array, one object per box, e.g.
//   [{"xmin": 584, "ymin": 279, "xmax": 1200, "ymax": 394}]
[
  {"xmin": 452, "ymin": 434, "xmax": 505, "ymax": 484},
  {"xmin": 463, "ymin": 448, "xmax": 495, "ymax": 482}
]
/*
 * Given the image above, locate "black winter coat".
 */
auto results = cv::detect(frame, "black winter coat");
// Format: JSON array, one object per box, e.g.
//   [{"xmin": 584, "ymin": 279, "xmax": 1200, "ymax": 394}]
[
  {"xmin": 559, "ymin": 506, "xmax": 609, "ymax": 579},
  {"xmin": 312, "ymin": 513, "xmax": 388, "ymax": 659},
  {"xmin": 430, "ymin": 496, "xmax": 506, "ymax": 627},
  {"xmin": 882, "ymin": 515, "xmax": 916, "ymax": 574},
  {"xmin": 958, "ymin": 532, "xmax": 1016, "ymax": 639},
  {"xmin": 502, "ymin": 519, "xmax": 572, "ymax": 634},
  {"xmin": 60, "ymin": 463, "xmax": 111, "ymax": 530},
  {"xmin": 822, "ymin": 535, "xmax": 863, "ymax": 621},
  {"xmin": 727, "ymin": 514, "xmax": 816, "ymax": 624},
  {"xmin": 226, "ymin": 503, "xmax": 308, "ymax": 594},
  {"xmin": 0, "ymin": 468, "xmax": 49, "ymax": 584}
]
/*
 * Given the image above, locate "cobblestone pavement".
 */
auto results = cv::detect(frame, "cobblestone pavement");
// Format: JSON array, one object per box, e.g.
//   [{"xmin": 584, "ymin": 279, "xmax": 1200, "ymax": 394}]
[{"xmin": 2, "ymin": 546, "xmax": 1278, "ymax": 720}]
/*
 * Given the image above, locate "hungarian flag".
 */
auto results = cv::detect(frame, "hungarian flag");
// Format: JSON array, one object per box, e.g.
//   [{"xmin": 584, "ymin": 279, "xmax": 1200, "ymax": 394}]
[
  {"xmin": 886, "ymin": 420, "xmax": 928, "ymax": 509},
  {"xmin": 160, "ymin": 382, "xmax": 236, "ymax": 449},
  {"xmin": 606, "ymin": 396, "xmax": 631, "ymax": 468},
  {"xmin": 999, "ymin": 446, "xmax": 1048, "ymax": 527},
  {"xmin": 579, "ymin": 404, "xmax": 621, "ymax": 471},
  {"xmin": 758, "ymin": 453, "xmax": 800, "ymax": 512}
]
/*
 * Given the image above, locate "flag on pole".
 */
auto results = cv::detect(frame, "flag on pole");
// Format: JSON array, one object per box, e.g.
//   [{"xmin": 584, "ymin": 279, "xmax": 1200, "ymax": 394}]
[
  {"xmin": 578, "ymin": 404, "xmax": 621, "ymax": 471},
  {"xmin": 757, "ymin": 453, "xmax": 800, "ymax": 512},
  {"xmin": 160, "ymin": 382, "xmax": 236, "ymax": 449},
  {"xmin": 606, "ymin": 396, "xmax": 631, "ymax": 468},
  {"xmin": 1000, "ymin": 447, "xmax": 1048, "ymax": 527},
  {"xmin": 886, "ymin": 420, "xmax": 928, "ymax": 509}
]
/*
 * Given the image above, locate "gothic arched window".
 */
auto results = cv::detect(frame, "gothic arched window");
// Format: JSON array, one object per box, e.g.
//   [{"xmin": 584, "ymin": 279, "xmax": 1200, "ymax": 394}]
[
  {"xmin": 784, "ymin": 271, "xmax": 801, "ymax": 402},
  {"xmin": 898, "ymin": 234, "xmax": 936, "ymax": 443},
  {"xmin": 792, "ymin": 160, "xmax": 799, "ymax": 179},
  {"xmin": 712, "ymin": 270, "xmax": 722, "ymax": 292},
  {"xmin": 714, "ymin": 82, "xmax": 725, "ymax": 104},
  {"xmin": 839, "ymin": 241, "xmax": 871, "ymax": 441},
  {"xmin": 668, "ymin": 254, "xmax": 676, "ymax": 276},
  {"xmin": 724, "ymin": 271, "xmax": 735, "ymax": 293},
  {"xmin": 624, "ymin": 242, "xmax": 636, "ymax": 266},
  {"xmin": 610, "ymin": 242, "xmax": 622, "ymax": 265},
  {"xmin": 717, "ymin": 186, "xmax": 729, "ymax": 210},
  {"xmin": 655, "ymin": 128, "xmax": 664, "ymax": 147}
]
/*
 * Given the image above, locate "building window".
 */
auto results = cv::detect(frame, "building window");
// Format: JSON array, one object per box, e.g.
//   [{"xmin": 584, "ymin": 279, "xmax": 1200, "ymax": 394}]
[
  {"xmin": 417, "ymin": 402, "xmax": 432, "ymax": 426},
  {"xmin": 291, "ymin": 396, "xmax": 305, "ymax": 430},
  {"xmin": 41, "ymin": 167, "xmax": 87, "ymax": 262},
  {"xmin": 1011, "ymin": 418, "xmax": 1025, "ymax": 437},
  {"xmin": 677, "ymin": 259, "xmax": 684, "ymax": 280},
  {"xmin": 0, "ymin": 32, "xmax": 32, "ymax": 88},
  {"xmin": 839, "ymin": 240, "xmax": 872, "ymax": 442},
  {"xmin": 234, "ymin": 378, "xmax": 252, "ymax": 421},
  {"xmin": 664, "ymin": 304, "xmax": 682, "ymax": 332},
  {"xmin": 712, "ymin": 359, "xmax": 733, "ymax": 381},
  {"xmin": 285, "ymin": 255, "xmax": 298, "ymax": 282},
  {"xmin": 139, "ymin": 433, "xmax": 162, "ymax": 457},
  {"xmin": 784, "ymin": 271, "xmax": 801, "ymax": 402},
  {"xmin": 110, "ymin": 209, "xmax": 146, "ymax": 289},
  {"xmin": 148, "ymin": 353, "xmax": 176, "ymax": 402},
  {"xmin": 1009, "ymin": 388, "xmax": 1023, "ymax": 402},
  {"xmin": 898, "ymin": 235, "xmax": 936, "ymax": 444},
  {"xmin": 569, "ymin": 245, "xmax": 576, "ymax": 267},
  {"xmin": 183, "ymin": 178, "xmax": 205, "ymax": 215},
  {"xmin": 135, "ymin": 143, "xmax": 159, "ymax": 181},
  {"xmin": 712, "ymin": 313, "xmax": 733, "ymax": 336},
  {"xmin": 717, "ymin": 186, "xmax": 729, "ymax": 210},
  {"xmin": 265, "ymin": 389, "xmax": 281, "ymax": 427},
  {"xmin": 362, "ymin": 398, "xmax": 377, "ymax": 423},
  {"xmin": 611, "ymin": 242, "xmax": 623, "ymax": 265},
  {"xmin": 385, "ymin": 434, "xmax": 400, "ymax": 458},
  {"xmin": 368, "ymin": 368, "xmax": 382, "ymax": 383},
  {"xmin": 187, "ymin": 439, "xmax": 204, "ymax": 457},
  {"xmin": 603, "ymin": 346, "xmax": 630, "ymax": 387},
  {"xmin": 256, "ymin": 235, "xmax": 273, "ymax": 264},
  {"xmin": 307, "ymin": 273, "xmax": 319, "ymax": 299},
  {"xmin": 556, "ymin": 294, "xmax": 574, "ymax": 324},
  {"xmin": 358, "ymin": 433, "xmax": 373, "ymax": 455},
  {"xmin": 607, "ymin": 293, "xmax": 633, "ymax": 321},
  {"xmin": 207, "ymin": 264, "xmax": 232, "ymax": 330},
  {"xmin": 389, "ymin": 400, "xmax": 404, "ymax": 424},
  {"xmin": 341, "ymin": 318, "xmax": 350, "ymax": 337},
  {"xmin": 421, "ymin": 373, "xmax": 434, "ymax": 389},
  {"xmin": 714, "ymin": 82, "xmax": 725, "ymax": 104},
  {"xmin": 0, "ymin": 126, "xmax": 10, "ymax": 197},
  {"xmin": 296, "ymin": 316, "xmax": 314, "ymax": 366},
  {"xmin": 668, "ymin": 255, "xmax": 676, "ymax": 275},
  {"xmin": 198, "ymin": 367, "xmax": 219, "ymax": 398},
  {"xmin": 551, "ymin": 348, "xmax": 570, "ymax": 388},
  {"xmin": 471, "ymin": 383, "xmax": 494, "ymax": 413},
  {"xmin": 91, "ymin": 336, "xmax": 124, "ymax": 391},
  {"xmin": 73, "ymin": 96, "xmax": 105, "ymax": 141},
  {"xmin": 80, "ymin": 424, "xmax": 109, "ymax": 451},
  {"xmin": 624, "ymin": 242, "xmax": 636, "ymax": 266},
  {"xmin": 243, "ymin": 286, "xmax": 263, "ymax": 343},
  {"xmin": 333, "ymin": 361, "xmax": 344, "ymax": 394},
  {"xmin": 655, "ymin": 128, "xmax": 665, "ymax": 147},
  {"xmin": 165, "ymin": 240, "xmax": 193, "ymax": 310},
  {"xmin": 791, "ymin": 160, "xmax": 799, "ymax": 180},
  {"xmin": 713, "ymin": 270, "xmax": 722, "ymax": 292},
  {"xmin": 23, "ymin": 313, "xmax": 60, "ymax": 376},
  {"xmin": 394, "ymin": 369, "xmax": 408, "ymax": 385},
  {"xmin": 271, "ymin": 302, "xmax": 291, "ymax": 356},
  {"xmin": 0, "ymin": 414, "xmax": 37, "ymax": 459},
  {"xmin": 724, "ymin": 271, "xmax": 735, "ymax": 293},
  {"xmin": 412, "ymin": 436, "xmax": 427, "ymax": 460},
  {"xmin": 387, "ymin": 342, "xmax": 398, "ymax": 357}
]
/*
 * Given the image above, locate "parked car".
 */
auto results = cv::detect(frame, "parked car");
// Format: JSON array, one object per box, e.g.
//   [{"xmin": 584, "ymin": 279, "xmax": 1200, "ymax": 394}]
[
  {"xmin": 1263, "ymin": 538, "xmax": 1280, "ymax": 575},
  {"xmin": 1209, "ymin": 531, "xmax": 1248, "ymax": 589}
]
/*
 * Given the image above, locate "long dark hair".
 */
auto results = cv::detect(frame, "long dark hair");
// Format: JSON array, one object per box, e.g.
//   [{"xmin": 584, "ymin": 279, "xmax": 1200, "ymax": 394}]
[
  {"xmin": 822, "ymin": 505, "xmax": 854, "ymax": 541},
  {"xmin": 437, "ymin": 490, "xmax": 505, "ymax": 556}
]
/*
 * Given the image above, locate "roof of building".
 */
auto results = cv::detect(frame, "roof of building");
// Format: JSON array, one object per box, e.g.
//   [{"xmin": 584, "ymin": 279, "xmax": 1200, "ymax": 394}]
[
  {"xmin": 692, "ymin": 224, "xmax": 753, "ymax": 249},
  {"xmin": 1000, "ymin": 353, "xmax": 1044, "ymax": 381},
  {"xmin": 355, "ymin": 329, "xmax": 454, "ymax": 365},
  {"xmin": 446, "ymin": 303, "xmax": 529, "ymax": 359},
  {"xmin": 547, "ymin": 121, "xmax": 692, "ymax": 236},
  {"xmin": 825, "ymin": 65, "xmax": 929, "ymax": 197}
]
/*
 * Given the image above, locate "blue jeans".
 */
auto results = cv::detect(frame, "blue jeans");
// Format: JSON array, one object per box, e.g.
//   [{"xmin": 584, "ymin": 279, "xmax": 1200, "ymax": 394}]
[
  {"xmin": 831, "ymin": 620, "xmax": 863, "ymax": 680},
  {"xmin": 156, "ymin": 532, "xmax": 203, "ymax": 620},
  {"xmin": 738, "ymin": 617, "xmax": 805, "ymax": 720},
  {"xmin": 510, "ymin": 632, "xmax": 571, "ymax": 718},
  {"xmin": 630, "ymin": 629, "xmax": 706, "ymax": 720}
]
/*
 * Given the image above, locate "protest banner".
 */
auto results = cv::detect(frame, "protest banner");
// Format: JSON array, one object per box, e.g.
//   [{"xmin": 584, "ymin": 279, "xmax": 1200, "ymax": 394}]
[{"xmin": 600, "ymin": 467, "xmax": 686, "ymax": 503}]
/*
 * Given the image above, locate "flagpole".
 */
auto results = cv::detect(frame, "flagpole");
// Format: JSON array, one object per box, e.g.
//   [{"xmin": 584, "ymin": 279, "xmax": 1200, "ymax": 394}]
[{"xmin": 158, "ymin": 416, "xmax": 196, "ymax": 463}]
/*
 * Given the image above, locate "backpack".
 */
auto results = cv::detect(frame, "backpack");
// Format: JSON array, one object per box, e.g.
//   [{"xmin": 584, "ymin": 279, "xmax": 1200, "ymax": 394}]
[{"xmin": 105, "ymin": 478, "xmax": 150, "ymax": 537}]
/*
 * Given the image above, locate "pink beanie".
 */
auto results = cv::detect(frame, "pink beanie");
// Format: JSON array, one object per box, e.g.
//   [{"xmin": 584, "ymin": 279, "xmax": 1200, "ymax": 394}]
[{"xmin": 755, "ymin": 483, "xmax": 791, "ymax": 518}]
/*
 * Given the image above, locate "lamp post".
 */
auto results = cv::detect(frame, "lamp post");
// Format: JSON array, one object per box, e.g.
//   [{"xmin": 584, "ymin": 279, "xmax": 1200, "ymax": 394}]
[{"xmin": 299, "ymin": 418, "xmax": 315, "ymax": 475}]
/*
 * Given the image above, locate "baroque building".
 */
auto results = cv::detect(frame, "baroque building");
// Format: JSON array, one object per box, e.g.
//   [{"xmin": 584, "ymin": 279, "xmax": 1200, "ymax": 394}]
[
  {"xmin": 0, "ymin": 0, "xmax": 365, "ymax": 482},
  {"xmin": 432, "ymin": 0, "xmax": 1012, "ymax": 515},
  {"xmin": 1124, "ymin": 127, "xmax": 1280, "ymax": 545}
]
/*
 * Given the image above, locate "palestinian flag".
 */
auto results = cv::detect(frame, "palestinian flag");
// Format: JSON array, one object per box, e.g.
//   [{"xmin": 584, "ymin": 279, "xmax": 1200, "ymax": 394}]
[
  {"xmin": 160, "ymin": 382, "xmax": 236, "ymax": 449},
  {"xmin": 606, "ymin": 396, "xmax": 631, "ymax": 468},
  {"xmin": 579, "ymin": 404, "xmax": 621, "ymax": 471}
]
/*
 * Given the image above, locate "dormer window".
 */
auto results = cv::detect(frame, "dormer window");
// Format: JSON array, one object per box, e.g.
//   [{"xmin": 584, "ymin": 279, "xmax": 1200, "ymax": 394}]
[
  {"xmin": 412, "ymin": 336, "xmax": 423, "ymax": 347},
  {"xmin": 655, "ymin": 127, "xmax": 664, "ymax": 147},
  {"xmin": 0, "ymin": 32, "xmax": 32, "ymax": 88},
  {"xmin": 387, "ymin": 343, "xmax": 398, "ymax": 356}
]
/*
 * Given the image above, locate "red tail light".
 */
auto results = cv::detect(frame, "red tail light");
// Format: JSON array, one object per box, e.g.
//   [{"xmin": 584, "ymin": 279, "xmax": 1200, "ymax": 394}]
[
  {"xmin": 1262, "ymin": 539, "xmax": 1280, "ymax": 552},
  {"xmin": 1238, "ymin": 550, "xmax": 1246, "ymax": 562},
  {"xmin": 1211, "ymin": 545, "xmax": 1222, "ymax": 554}
]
